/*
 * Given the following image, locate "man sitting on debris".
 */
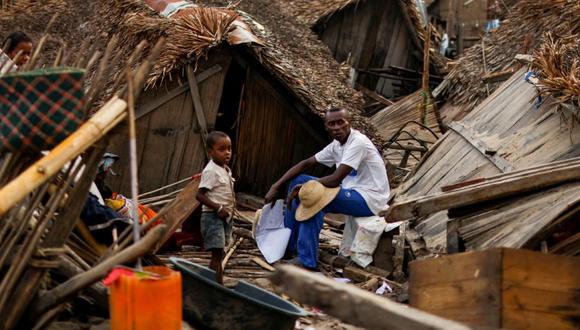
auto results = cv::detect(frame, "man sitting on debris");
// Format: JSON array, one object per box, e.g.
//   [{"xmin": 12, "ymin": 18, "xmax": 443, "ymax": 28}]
[{"xmin": 265, "ymin": 107, "xmax": 390, "ymax": 270}]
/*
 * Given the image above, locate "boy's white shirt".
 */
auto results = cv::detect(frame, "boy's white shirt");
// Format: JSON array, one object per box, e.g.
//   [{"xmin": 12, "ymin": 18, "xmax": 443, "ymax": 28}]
[{"xmin": 199, "ymin": 159, "xmax": 235, "ymax": 213}]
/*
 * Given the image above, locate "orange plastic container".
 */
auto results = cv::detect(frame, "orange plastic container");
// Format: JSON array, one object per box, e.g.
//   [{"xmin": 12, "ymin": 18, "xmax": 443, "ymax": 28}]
[{"xmin": 109, "ymin": 266, "xmax": 182, "ymax": 330}]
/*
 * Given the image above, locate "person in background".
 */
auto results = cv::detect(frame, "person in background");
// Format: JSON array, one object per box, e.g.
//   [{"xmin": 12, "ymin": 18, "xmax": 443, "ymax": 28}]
[
  {"xmin": 196, "ymin": 131, "xmax": 235, "ymax": 284},
  {"xmin": 2, "ymin": 31, "xmax": 33, "ymax": 67}
]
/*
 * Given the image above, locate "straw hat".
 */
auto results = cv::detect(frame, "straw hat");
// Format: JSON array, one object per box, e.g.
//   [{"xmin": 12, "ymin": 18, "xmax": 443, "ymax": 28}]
[{"xmin": 295, "ymin": 180, "xmax": 340, "ymax": 221}]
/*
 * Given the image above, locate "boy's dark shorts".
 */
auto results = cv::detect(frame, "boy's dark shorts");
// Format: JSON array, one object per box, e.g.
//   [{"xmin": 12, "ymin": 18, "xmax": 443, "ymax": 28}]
[{"xmin": 201, "ymin": 212, "xmax": 233, "ymax": 250}]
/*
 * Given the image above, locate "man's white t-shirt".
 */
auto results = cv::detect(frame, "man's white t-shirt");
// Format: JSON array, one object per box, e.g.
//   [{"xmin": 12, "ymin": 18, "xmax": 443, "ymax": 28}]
[{"xmin": 315, "ymin": 129, "xmax": 390, "ymax": 215}]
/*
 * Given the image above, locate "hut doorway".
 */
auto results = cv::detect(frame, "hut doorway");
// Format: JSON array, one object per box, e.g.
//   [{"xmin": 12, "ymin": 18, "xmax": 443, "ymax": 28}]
[{"xmin": 214, "ymin": 58, "xmax": 247, "ymax": 180}]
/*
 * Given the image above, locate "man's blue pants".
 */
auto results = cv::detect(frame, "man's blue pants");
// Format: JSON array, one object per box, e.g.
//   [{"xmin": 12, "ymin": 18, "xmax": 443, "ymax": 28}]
[{"xmin": 284, "ymin": 174, "xmax": 373, "ymax": 268}]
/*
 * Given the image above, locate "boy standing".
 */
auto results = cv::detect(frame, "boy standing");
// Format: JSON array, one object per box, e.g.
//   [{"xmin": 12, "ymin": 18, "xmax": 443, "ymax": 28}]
[{"xmin": 196, "ymin": 131, "xmax": 235, "ymax": 284}]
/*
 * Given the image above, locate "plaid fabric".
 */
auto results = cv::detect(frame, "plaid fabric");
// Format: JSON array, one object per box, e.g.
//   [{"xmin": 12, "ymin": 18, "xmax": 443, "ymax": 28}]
[{"xmin": 0, "ymin": 68, "xmax": 86, "ymax": 152}]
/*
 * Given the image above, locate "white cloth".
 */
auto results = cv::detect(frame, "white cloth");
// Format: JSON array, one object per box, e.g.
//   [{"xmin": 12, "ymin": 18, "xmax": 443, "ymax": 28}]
[
  {"xmin": 255, "ymin": 200, "xmax": 291, "ymax": 263},
  {"xmin": 340, "ymin": 215, "xmax": 402, "ymax": 268},
  {"xmin": 0, "ymin": 49, "xmax": 17, "ymax": 75},
  {"xmin": 315, "ymin": 129, "xmax": 390, "ymax": 214},
  {"xmin": 199, "ymin": 159, "xmax": 235, "ymax": 213}
]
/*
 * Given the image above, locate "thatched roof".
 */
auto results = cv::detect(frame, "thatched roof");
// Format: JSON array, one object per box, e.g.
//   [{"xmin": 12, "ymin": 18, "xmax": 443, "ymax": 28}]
[
  {"xmin": 0, "ymin": 0, "xmax": 382, "ymax": 143},
  {"xmin": 278, "ymin": 0, "xmax": 448, "ymax": 73},
  {"xmin": 531, "ymin": 33, "xmax": 580, "ymax": 113},
  {"xmin": 99, "ymin": 0, "xmax": 381, "ymax": 141},
  {"xmin": 0, "ymin": 0, "xmax": 102, "ymax": 66},
  {"xmin": 440, "ymin": 0, "xmax": 580, "ymax": 112}
]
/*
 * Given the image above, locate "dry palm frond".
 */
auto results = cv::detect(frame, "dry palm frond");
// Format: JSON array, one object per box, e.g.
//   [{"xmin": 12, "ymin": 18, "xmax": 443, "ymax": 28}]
[
  {"xmin": 147, "ymin": 7, "xmax": 238, "ymax": 86},
  {"xmin": 532, "ymin": 34, "xmax": 580, "ymax": 108},
  {"xmin": 442, "ymin": 0, "xmax": 580, "ymax": 111}
]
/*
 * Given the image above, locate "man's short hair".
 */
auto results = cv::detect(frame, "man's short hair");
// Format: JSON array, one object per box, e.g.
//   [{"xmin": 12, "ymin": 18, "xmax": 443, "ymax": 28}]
[
  {"xmin": 206, "ymin": 131, "xmax": 229, "ymax": 149},
  {"xmin": 3, "ymin": 31, "xmax": 32, "ymax": 53},
  {"xmin": 325, "ymin": 107, "xmax": 350, "ymax": 119}
]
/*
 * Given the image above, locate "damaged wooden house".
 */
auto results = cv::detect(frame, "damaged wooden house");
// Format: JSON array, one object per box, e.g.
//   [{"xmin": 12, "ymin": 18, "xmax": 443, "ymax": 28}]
[
  {"xmin": 386, "ymin": 57, "xmax": 579, "ymax": 257},
  {"xmin": 426, "ymin": 0, "xmax": 518, "ymax": 55},
  {"xmin": 281, "ymin": 0, "xmax": 447, "ymax": 103},
  {"xmin": 102, "ymin": 0, "xmax": 380, "ymax": 197}
]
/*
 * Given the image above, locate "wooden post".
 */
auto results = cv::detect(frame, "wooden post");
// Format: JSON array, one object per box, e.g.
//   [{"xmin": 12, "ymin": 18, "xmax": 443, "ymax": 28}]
[
  {"xmin": 126, "ymin": 71, "xmax": 142, "ymax": 270},
  {"xmin": 481, "ymin": 38, "xmax": 490, "ymax": 96},
  {"xmin": 186, "ymin": 65, "xmax": 209, "ymax": 143},
  {"xmin": 420, "ymin": 23, "xmax": 431, "ymax": 125},
  {"xmin": 271, "ymin": 265, "xmax": 472, "ymax": 330}
]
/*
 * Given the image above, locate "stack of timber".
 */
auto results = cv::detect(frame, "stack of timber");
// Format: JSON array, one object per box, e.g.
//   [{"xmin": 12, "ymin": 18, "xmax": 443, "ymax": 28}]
[
  {"xmin": 385, "ymin": 158, "xmax": 580, "ymax": 255},
  {"xmin": 391, "ymin": 67, "xmax": 580, "ymax": 252},
  {"xmin": 0, "ymin": 20, "xmax": 167, "ymax": 328},
  {"xmin": 438, "ymin": 0, "xmax": 580, "ymax": 112},
  {"xmin": 409, "ymin": 248, "xmax": 580, "ymax": 330}
]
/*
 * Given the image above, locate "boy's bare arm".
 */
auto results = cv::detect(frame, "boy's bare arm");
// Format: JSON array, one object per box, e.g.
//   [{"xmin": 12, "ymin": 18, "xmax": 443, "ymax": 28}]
[{"xmin": 196, "ymin": 189, "xmax": 230, "ymax": 219}]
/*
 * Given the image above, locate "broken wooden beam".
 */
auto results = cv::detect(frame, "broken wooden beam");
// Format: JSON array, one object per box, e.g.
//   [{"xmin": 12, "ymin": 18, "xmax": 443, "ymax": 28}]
[
  {"xmin": 382, "ymin": 159, "xmax": 580, "ymax": 222},
  {"xmin": 355, "ymin": 83, "xmax": 394, "ymax": 107},
  {"xmin": 271, "ymin": 265, "xmax": 472, "ymax": 330},
  {"xmin": 154, "ymin": 177, "xmax": 200, "ymax": 252},
  {"xmin": 186, "ymin": 65, "xmax": 209, "ymax": 142},
  {"xmin": 481, "ymin": 68, "xmax": 516, "ymax": 84}
]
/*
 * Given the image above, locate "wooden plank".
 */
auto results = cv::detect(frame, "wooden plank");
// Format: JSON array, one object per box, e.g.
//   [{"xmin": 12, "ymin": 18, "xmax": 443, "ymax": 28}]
[
  {"xmin": 482, "ymin": 68, "xmax": 516, "ymax": 84},
  {"xmin": 503, "ymin": 308, "xmax": 580, "ymax": 330},
  {"xmin": 383, "ymin": 160, "xmax": 580, "ymax": 222},
  {"xmin": 137, "ymin": 64, "xmax": 222, "ymax": 119},
  {"xmin": 502, "ymin": 249, "xmax": 580, "ymax": 329},
  {"xmin": 154, "ymin": 177, "xmax": 200, "ymax": 251},
  {"xmin": 409, "ymin": 249, "xmax": 501, "ymax": 287},
  {"xmin": 410, "ymin": 249, "xmax": 502, "ymax": 328},
  {"xmin": 271, "ymin": 265, "xmax": 473, "ymax": 330},
  {"xmin": 448, "ymin": 121, "xmax": 514, "ymax": 173},
  {"xmin": 411, "ymin": 278, "xmax": 501, "ymax": 315},
  {"xmin": 356, "ymin": 83, "xmax": 394, "ymax": 106},
  {"xmin": 186, "ymin": 65, "xmax": 209, "ymax": 140}
]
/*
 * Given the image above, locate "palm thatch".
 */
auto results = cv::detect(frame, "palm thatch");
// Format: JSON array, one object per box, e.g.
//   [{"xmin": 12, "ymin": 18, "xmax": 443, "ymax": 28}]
[
  {"xmin": 0, "ymin": 0, "xmax": 102, "ymax": 66},
  {"xmin": 531, "ymin": 33, "xmax": 580, "ymax": 115},
  {"xmin": 100, "ymin": 0, "xmax": 381, "ymax": 142},
  {"xmin": 440, "ymin": 0, "xmax": 580, "ymax": 112}
]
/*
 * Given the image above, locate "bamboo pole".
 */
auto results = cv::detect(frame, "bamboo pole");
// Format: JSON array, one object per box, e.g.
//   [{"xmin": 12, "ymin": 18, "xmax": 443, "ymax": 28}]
[
  {"xmin": 30, "ymin": 225, "xmax": 167, "ymax": 316},
  {"xmin": 420, "ymin": 22, "xmax": 431, "ymax": 126},
  {"xmin": 127, "ymin": 70, "xmax": 142, "ymax": 270},
  {"xmin": 0, "ymin": 97, "xmax": 127, "ymax": 216}
]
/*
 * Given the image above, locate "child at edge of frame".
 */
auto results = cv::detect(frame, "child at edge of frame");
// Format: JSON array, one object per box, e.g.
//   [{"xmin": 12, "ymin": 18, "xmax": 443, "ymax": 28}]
[{"xmin": 195, "ymin": 131, "xmax": 236, "ymax": 285}]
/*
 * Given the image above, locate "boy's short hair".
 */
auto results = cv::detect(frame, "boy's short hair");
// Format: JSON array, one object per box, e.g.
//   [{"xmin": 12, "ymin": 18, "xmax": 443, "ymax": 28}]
[
  {"xmin": 3, "ymin": 31, "xmax": 32, "ymax": 53},
  {"xmin": 206, "ymin": 131, "xmax": 229, "ymax": 149}
]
